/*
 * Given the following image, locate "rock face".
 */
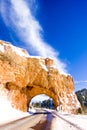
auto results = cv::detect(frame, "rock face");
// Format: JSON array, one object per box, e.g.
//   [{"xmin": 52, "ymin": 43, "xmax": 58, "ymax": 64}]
[{"xmin": 0, "ymin": 40, "xmax": 81, "ymax": 114}]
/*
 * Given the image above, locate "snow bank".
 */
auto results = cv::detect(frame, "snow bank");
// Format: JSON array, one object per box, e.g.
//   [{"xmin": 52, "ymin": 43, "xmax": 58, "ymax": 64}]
[
  {"xmin": 51, "ymin": 113, "xmax": 87, "ymax": 130},
  {"xmin": 62, "ymin": 114, "xmax": 87, "ymax": 130},
  {"xmin": 0, "ymin": 96, "xmax": 29, "ymax": 125}
]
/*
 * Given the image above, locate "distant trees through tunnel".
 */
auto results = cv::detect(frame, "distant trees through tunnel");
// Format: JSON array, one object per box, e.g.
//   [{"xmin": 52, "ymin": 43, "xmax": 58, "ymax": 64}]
[{"xmin": 29, "ymin": 94, "xmax": 55, "ymax": 110}]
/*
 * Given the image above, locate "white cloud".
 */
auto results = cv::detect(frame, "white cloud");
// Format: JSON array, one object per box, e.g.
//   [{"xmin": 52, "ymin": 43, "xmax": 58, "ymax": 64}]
[
  {"xmin": 75, "ymin": 80, "xmax": 87, "ymax": 91},
  {"xmin": 75, "ymin": 80, "xmax": 87, "ymax": 84},
  {"xmin": 0, "ymin": 0, "xmax": 67, "ymax": 74}
]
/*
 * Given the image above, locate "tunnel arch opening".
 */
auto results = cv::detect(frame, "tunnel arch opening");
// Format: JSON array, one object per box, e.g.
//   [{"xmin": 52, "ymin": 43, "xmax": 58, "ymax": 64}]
[
  {"xmin": 26, "ymin": 85, "xmax": 60, "ymax": 112},
  {"xmin": 28, "ymin": 94, "xmax": 56, "ymax": 113}
]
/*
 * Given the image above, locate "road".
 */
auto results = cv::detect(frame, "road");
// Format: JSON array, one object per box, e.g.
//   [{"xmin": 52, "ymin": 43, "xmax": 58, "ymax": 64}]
[
  {"xmin": 0, "ymin": 109, "xmax": 53, "ymax": 130},
  {"xmin": 0, "ymin": 109, "xmax": 86, "ymax": 130}
]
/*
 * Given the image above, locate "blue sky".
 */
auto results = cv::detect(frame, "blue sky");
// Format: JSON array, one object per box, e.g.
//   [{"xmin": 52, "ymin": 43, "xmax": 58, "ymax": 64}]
[{"xmin": 0, "ymin": 0, "xmax": 87, "ymax": 91}]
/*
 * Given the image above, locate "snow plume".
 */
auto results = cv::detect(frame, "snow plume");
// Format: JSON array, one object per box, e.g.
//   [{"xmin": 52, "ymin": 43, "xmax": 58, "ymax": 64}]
[{"xmin": 0, "ymin": 0, "xmax": 67, "ymax": 74}]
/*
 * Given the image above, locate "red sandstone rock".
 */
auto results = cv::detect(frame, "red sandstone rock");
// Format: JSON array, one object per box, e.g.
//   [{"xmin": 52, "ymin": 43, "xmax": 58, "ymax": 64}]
[{"xmin": 0, "ymin": 40, "xmax": 81, "ymax": 113}]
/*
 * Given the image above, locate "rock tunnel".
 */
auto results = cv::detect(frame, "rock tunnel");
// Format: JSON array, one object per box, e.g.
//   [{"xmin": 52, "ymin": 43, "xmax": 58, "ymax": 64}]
[
  {"xmin": 0, "ymin": 40, "xmax": 81, "ymax": 114},
  {"xmin": 5, "ymin": 80, "xmax": 80, "ymax": 114},
  {"xmin": 27, "ymin": 85, "xmax": 59, "ymax": 110},
  {"xmin": 6, "ymin": 82, "xmax": 60, "ymax": 112}
]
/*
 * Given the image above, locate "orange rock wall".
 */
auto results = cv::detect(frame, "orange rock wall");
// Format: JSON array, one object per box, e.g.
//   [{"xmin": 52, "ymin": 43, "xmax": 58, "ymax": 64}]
[{"xmin": 0, "ymin": 40, "xmax": 81, "ymax": 113}]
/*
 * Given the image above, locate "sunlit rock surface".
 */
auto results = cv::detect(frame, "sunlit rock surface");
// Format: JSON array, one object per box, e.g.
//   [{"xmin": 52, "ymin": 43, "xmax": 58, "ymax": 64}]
[{"xmin": 0, "ymin": 40, "xmax": 81, "ymax": 114}]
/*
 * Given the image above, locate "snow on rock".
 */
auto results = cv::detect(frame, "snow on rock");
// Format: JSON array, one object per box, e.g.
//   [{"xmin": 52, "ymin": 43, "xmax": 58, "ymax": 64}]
[
  {"xmin": 10, "ymin": 44, "xmax": 30, "ymax": 57},
  {"xmin": 40, "ymin": 59, "xmax": 48, "ymax": 71},
  {"xmin": 0, "ymin": 40, "xmax": 29, "ymax": 58},
  {"xmin": 57, "ymin": 91, "xmax": 81, "ymax": 114},
  {"xmin": 0, "ymin": 43, "xmax": 5, "ymax": 53}
]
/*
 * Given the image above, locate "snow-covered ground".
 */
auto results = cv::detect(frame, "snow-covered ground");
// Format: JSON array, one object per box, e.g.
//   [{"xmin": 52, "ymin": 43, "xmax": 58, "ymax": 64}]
[
  {"xmin": 0, "ymin": 96, "xmax": 87, "ymax": 130},
  {"xmin": 0, "ymin": 97, "xmax": 29, "ymax": 125},
  {"xmin": 61, "ymin": 114, "xmax": 87, "ymax": 130},
  {"xmin": 52, "ymin": 113, "xmax": 87, "ymax": 130}
]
